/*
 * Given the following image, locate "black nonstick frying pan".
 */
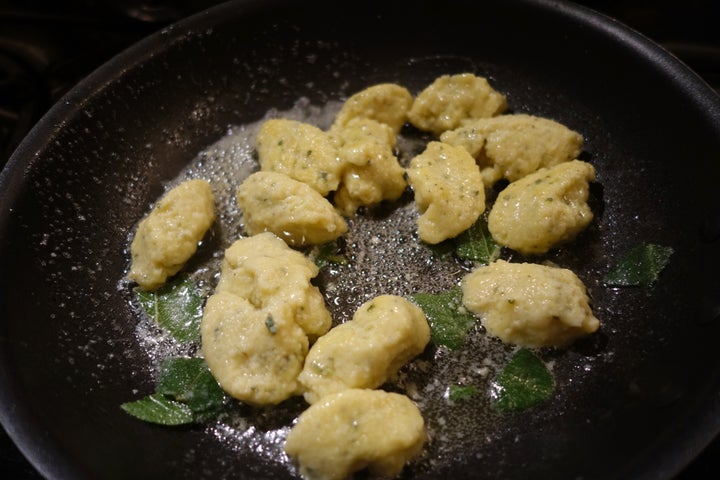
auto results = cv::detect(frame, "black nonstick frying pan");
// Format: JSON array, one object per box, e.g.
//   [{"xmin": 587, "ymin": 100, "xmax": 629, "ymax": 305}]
[{"xmin": 2, "ymin": 0, "xmax": 720, "ymax": 478}]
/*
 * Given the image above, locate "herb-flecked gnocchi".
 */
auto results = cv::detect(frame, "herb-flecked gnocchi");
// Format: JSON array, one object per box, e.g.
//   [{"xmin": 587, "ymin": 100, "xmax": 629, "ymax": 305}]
[
  {"xmin": 256, "ymin": 118, "xmax": 343, "ymax": 196},
  {"xmin": 128, "ymin": 179, "xmax": 215, "ymax": 290},
  {"xmin": 406, "ymin": 141, "xmax": 486, "ymax": 244},
  {"xmin": 329, "ymin": 117, "xmax": 407, "ymax": 216},
  {"xmin": 407, "ymin": 73, "xmax": 508, "ymax": 135},
  {"xmin": 298, "ymin": 295, "xmax": 430, "ymax": 404},
  {"xmin": 488, "ymin": 160, "xmax": 596, "ymax": 255},
  {"xmin": 439, "ymin": 113, "xmax": 584, "ymax": 186},
  {"xmin": 236, "ymin": 171, "xmax": 347, "ymax": 247},
  {"xmin": 215, "ymin": 232, "xmax": 331, "ymax": 340},
  {"xmin": 461, "ymin": 260, "xmax": 600, "ymax": 347},
  {"xmin": 285, "ymin": 389, "xmax": 426, "ymax": 480}
]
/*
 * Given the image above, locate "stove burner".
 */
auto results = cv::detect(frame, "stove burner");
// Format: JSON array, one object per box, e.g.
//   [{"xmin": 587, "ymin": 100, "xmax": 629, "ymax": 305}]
[
  {"xmin": 0, "ymin": 35, "xmax": 51, "ymax": 162},
  {"xmin": 0, "ymin": 1, "xmax": 201, "ymax": 168}
]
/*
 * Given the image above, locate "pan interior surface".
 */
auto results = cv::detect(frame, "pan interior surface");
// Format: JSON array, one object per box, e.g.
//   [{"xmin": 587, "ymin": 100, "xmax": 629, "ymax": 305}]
[{"xmin": 1, "ymin": 0, "xmax": 720, "ymax": 479}]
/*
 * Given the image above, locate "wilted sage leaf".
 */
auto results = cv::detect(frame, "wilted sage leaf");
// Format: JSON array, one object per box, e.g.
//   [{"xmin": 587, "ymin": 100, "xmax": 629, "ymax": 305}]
[
  {"xmin": 410, "ymin": 287, "xmax": 477, "ymax": 350},
  {"xmin": 492, "ymin": 348, "xmax": 554, "ymax": 412},
  {"xmin": 604, "ymin": 243, "xmax": 673, "ymax": 287},
  {"xmin": 121, "ymin": 393, "xmax": 195, "ymax": 426},
  {"xmin": 137, "ymin": 277, "xmax": 203, "ymax": 343},
  {"xmin": 454, "ymin": 214, "xmax": 501, "ymax": 264}
]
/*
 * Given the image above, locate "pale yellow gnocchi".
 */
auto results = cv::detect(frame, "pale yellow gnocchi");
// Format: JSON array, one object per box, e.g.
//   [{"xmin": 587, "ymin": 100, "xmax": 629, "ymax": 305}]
[
  {"xmin": 298, "ymin": 295, "xmax": 430, "ymax": 404},
  {"xmin": 329, "ymin": 118, "xmax": 407, "ymax": 216},
  {"xmin": 440, "ymin": 113, "xmax": 584, "ymax": 186},
  {"xmin": 256, "ymin": 118, "xmax": 342, "ymax": 196},
  {"xmin": 461, "ymin": 260, "xmax": 600, "ymax": 347},
  {"xmin": 407, "ymin": 73, "xmax": 507, "ymax": 135},
  {"xmin": 201, "ymin": 292, "xmax": 308, "ymax": 405},
  {"xmin": 216, "ymin": 232, "xmax": 331, "ymax": 340},
  {"xmin": 488, "ymin": 160, "xmax": 595, "ymax": 255},
  {"xmin": 406, "ymin": 141, "xmax": 485, "ymax": 244},
  {"xmin": 285, "ymin": 389, "xmax": 426, "ymax": 480},
  {"xmin": 128, "ymin": 179, "xmax": 214, "ymax": 290},
  {"xmin": 332, "ymin": 83, "xmax": 413, "ymax": 134},
  {"xmin": 236, "ymin": 171, "xmax": 347, "ymax": 247}
]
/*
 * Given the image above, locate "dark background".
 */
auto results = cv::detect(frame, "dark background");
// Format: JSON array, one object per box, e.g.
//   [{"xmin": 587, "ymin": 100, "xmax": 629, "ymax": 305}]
[{"xmin": 1, "ymin": 0, "xmax": 719, "ymax": 478}]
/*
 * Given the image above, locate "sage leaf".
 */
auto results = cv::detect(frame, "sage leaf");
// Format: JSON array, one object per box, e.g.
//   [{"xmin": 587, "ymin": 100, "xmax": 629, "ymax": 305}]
[
  {"xmin": 311, "ymin": 241, "xmax": 347, "ymax": 269},
  {"xmin": 454, "ymin": 214, "xmax": 501, "ymax": 264},
  {"xmin": 410, "ymin": 287, "xmax": 477, "ymax": 350},
  {"xmin": 448, "ymin": 384, "xmax": 479, "ymax": 401},
  {"xmin": 491, "ymin": 349, "xmax": 553, "ymax": 412},
  {"xmin": 604, "ymin": 243, "xmax": 674, "ymax": 287},
  {"xmin": 156, "ymin": 357, "xmax": 225, "ymax": 416},
  {"xmin": 428, "ymin": 237, "xmax": 456, "ymax": 261},
  {"xmin": 137, "ymin": 277, "xmax": 203, "ymax": 343},
  {"xmin": 121, "ymin": 393, "xmax": 195, "ymax": 426},
  {"xmin": 122, "ymin": 357, "xmax": 225, "ymax": 425}
]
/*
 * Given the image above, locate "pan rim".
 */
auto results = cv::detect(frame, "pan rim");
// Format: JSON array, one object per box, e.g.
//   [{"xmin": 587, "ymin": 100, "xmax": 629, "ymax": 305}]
[{"xmin": 1, "ymin": 0, "xmax": 720, "ymax": 479}]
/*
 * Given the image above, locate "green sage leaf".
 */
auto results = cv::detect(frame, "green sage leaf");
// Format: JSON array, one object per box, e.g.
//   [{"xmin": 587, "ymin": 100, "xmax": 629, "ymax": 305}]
[
  {"xmin": 604, "ymin": 243, "xmax": 674, "ymax": 287},
  {"xmin": 427, "ymin": 237, "xmax": 457, "ymax": 261},
  {"xmin": 454, "ymin": 214, "xmax": 501, "ymax": 264},
  {"xmin": 410, "ymin": 287, "xmax": 477, "ymax": 350},
  {"xmin": 156, "ymin": 357, "xmax": 225, "ymax": 416},
  {"xmin": 492, "ymin": 349, "xmax": 554, "ymax": 412},
  {"xmin": 137, "ymin": 277, "xmax": 203, "ymax": 343},
  {"xmin": 448, "ymin": 384, "xmax": 479, "ymax": 401},
  {"xmin": 121, "ymin": 393, "xmax": 195, "ymax": 426},
  {"xmin": 122, "ymin": 357, "xmax": 225, "ymax": 425},
  {"xmin": 311, "ymin": 241, "xmax": 347, "ymax": 269}
]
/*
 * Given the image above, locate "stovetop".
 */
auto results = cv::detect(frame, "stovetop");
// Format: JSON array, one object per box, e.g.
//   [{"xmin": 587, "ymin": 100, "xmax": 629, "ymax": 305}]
[{"xmin": 1, "ymin": 0, "xmax": 719, "ymax": 478}]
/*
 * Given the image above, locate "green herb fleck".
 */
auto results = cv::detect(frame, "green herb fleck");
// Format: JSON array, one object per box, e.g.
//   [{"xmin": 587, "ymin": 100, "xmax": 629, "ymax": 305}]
[
  {"xmin": 122, "ymin": 357, "xmax": 225, "ymax": 425},
  {"xmin": 604, "ymin": 243, "xmax": 674, "ymax": 287},
  {"xmin": 410, "ymin": 287, "xmax": 477, "ymax": 350},
  {"xmin": 453, "ymin": 214, "xmax": 501, "ymax": 264},
  {"xmin": 265, "ymin": 314, "xmax": 277, "ymax": 334},
  {"xmin": 448, "ymin": 384, "xmax": 479, "ymax": 401},
  {"xmin": 491, "ymin": 348, "xmax": 554, "ymax": 412},
  {"xmin": 136, "ymin": 277, "xmax": 203, "ymax": 343}
]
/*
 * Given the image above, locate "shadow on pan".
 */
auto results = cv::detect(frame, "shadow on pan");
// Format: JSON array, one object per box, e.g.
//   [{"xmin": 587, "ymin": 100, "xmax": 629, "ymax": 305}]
[{"xmin": 1, "ymin": 0, "xmax": 720, "ymax": 478}]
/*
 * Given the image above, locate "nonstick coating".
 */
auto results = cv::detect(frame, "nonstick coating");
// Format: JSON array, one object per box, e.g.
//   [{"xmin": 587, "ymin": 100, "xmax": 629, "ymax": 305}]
[{"xmin": 1, "ymin": 0, "xmax": 720, "ymax": 479}]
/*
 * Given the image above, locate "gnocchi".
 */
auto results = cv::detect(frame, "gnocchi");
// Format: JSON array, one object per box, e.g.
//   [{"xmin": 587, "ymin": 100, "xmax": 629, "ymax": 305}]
[
  {"xmin": 461, "ymin": 260, "xmax": 600, "ymax": 347},
  {"xmin": 216, "ymin": 232, "xmax": 331, "ymax": 341},
  {"xmin": 128, "ymin": 179, "xmax": 214, "ymax": 290},
  {"xmin": 201, "ymin": 292, "xmax": 308, "ymax": 405},
  {"xmin": 236, "ymin": 171, "xmax": 347, "ymax": 246},
  {"xmin": 406, "ymin": 141, "xmax": 486, "ymax": 244},
  {"xmin": 440, "ymin": 113, "xmax": 584, "ymax": 186},
  {"xmin": 285, "ymin": 389, "xmax": 425, "ymax": 480},
  {"xmin": 329, "ymin": 118, "xmax": 407, "ymax": 216},
  {"xmin": 331, "ymin": 83, "xmax": 413, "ymax": 134},
  {"xmin": 298, "ymin": 295, "xmax": 430, "ymax": 404},
  {"xmin": 488, "ymin": 160, "xmax": 596, "ymax": 255},
  {"xmin": 407, "ymin": 73, "xmax": 507, "ymax": 135},
  {"xmin": 256, "ymin": 118, "xmax": 342, "ymax": 196}
]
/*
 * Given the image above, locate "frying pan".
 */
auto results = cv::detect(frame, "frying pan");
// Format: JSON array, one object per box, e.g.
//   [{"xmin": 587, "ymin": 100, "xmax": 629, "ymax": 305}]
[{"xmin": 1, "ymin": 0, "xmax": 720, "ymax": 478}]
